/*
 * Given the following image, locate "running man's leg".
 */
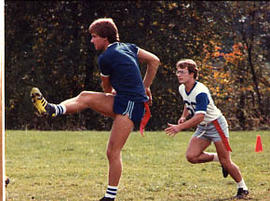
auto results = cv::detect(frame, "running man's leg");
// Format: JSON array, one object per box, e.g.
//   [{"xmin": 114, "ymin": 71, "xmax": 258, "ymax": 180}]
[
  {"xmin": 185, "ymin": 136, "xmax": 214, "ymax": 163},
  {"xmin": 214, "ymin": 141, "xmax": 248, "ymax": 198},
  {"xmin": 186, "ymin": 135, "xmax": 227, "ymax": 176},
  {"xmin": 214, "ymin": 141, "xmax": 242, "ymax": 182}
]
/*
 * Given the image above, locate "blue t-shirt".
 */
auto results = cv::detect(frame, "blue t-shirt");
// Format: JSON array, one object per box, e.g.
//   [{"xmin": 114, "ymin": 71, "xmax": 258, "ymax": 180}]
[{"xmin": 98, "ymin": 42, "xmax": 148, "ymax": 102}]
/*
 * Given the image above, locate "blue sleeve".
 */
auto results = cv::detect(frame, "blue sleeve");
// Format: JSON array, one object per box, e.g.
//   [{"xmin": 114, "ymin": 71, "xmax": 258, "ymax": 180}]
[
  {"xmin": 195, "ymin": 93, "xmax": 209, "ymax": 112},
  {"xmin": 128, "ymin": 43, "xmax": 139, "ymax": 55},
  {"xmin": 98, "ymin": 54, "xmax": 112, "ymax": 76}
]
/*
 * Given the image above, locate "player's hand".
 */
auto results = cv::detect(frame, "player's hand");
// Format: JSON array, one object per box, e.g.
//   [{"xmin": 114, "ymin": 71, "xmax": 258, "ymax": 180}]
[
  {"xmin": 178, "ymin": 117, "xmax": 186, "ymax": 124},
  {"xmin": 145, "ymin": 87, "xmax": 152, "ymax": 106},
  {"xmin": 165, "ymin": 123, "xmax": 181, "ymax": 137},
  {"xmin": 111, "ymin": 88, "xmax": 117, "ymax": 95}
]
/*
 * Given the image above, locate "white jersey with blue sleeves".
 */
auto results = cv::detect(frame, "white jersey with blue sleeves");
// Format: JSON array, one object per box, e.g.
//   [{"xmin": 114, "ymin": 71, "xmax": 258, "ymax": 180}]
[{"xmin": 179, "ymin": 81, "xmax": 222, "ymax": 124}]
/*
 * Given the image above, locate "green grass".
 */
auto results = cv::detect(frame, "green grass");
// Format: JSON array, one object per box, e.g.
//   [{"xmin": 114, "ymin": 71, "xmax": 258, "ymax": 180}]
[{"xmin": 5, "ymin": 130, "xmax": 270, "ymax": 201}]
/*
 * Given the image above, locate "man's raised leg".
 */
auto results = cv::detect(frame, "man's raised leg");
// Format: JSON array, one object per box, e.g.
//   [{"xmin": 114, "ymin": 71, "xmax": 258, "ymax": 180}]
[
  {"xmin": 31, "ymin": 88, "xmax": 115, "ymax": 118},
  {"xmin": 60, "ymin": 91, "xmax": 115, "ymax": 117}
]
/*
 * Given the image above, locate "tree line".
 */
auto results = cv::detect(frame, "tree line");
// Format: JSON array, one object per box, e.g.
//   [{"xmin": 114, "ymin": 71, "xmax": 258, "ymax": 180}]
[{"xmin": 5, "ymin": 1, "xmax": 270, "ymax": 130}]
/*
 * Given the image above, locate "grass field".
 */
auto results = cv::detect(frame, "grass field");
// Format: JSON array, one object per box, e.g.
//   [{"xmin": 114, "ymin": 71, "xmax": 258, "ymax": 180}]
[{"xmin": 5, "ymin": 130, "xmax": 270, "ymax": 201}]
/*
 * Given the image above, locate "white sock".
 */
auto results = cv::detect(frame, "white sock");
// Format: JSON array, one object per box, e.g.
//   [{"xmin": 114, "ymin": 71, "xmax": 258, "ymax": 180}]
[
  {"xmin": 105, "ymin": 185, "xmax": 118, "ymax": 199},
  {"xmin": 210, "ymin": 153, "xmax": 219, "ymax": 162},
  {"xmin": 60, "ymin": 104, "xmax": 66, "ymax": 114},
  {"xmin": 237, "ymin": 179, "xmax": 248, "ymax": 190},
  {"xmin": 53, "ymin": 104, "xmax": 66, "ymax": 116}
]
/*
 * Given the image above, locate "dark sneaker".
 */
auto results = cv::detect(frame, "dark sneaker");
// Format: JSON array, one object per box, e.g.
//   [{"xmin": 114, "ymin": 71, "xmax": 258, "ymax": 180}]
[
  {"xmin": 235, "ymin": 188, "xmax": 249, "ymax": 199},
  {"xmin": 222, "ymin": 165, "xmax": 228, "ymax": 178},
  {"xmin": 31, "ymin": 87, "xmax": 56, "ymax": 117},
  {"xmin": 99, "ymin": 197, "xmax": 115, "ymax": 201},
  {"xmin": 5, "ymin": 176, "xmax": 9, "ymax": 187}
]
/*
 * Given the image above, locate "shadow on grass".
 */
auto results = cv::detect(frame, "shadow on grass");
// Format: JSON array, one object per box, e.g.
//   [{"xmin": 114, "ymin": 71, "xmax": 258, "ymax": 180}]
[{"xmin": 213, "ymin": 196, "xmax": 255, "ymax": 201}]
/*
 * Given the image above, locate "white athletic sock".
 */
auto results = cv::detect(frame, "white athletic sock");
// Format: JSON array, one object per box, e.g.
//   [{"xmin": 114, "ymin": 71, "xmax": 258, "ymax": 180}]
[
  {"xmin": 105, "ymin": 185, "xmax": 118, "ymax": 199},
  {"xmin": 210, "ymin": 153, "xmax": 219, "ymax": 162},
  {"xmin": 237, "ymin": 179, "xmax": 248, "ymax": 190},
  {"xmin": 53, "ymin": 104, "xmax": 66, "ymax": 116}
]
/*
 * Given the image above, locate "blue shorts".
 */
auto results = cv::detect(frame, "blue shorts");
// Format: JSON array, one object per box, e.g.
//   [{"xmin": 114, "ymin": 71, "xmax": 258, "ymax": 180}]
[
  {"xmin": 113, "ymin": 96, "xmax": 145, "ymax": 126},
  {"xmin": 193, "ymin": 115, "xmax": 229, "ymax": 142}
]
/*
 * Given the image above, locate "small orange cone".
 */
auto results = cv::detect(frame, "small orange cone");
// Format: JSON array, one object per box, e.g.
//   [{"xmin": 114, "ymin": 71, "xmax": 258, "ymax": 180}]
[{"xmin": 255, "ymin": 135, "xmax": 263, "ymax": 152}]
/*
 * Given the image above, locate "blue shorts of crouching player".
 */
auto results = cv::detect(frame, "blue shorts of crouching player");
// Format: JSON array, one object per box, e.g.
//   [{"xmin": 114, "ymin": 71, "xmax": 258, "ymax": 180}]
[{"xmin": 113, "ymin": 95, "xmax": 145, "ymax": 127}]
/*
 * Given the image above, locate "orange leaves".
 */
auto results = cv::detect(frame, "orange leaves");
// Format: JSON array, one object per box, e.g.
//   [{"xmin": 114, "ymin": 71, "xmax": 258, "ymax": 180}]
[
  {"xmin": 210, "ymin": 71, "xmax": 232, "ymax": 100},
  {"xmin": 223, "ymin": 43, "xmax": 245, "ymax": 64},
  {"xmin": 203, "ymin": 42, "xmax": 246, "ymax": 66},
  {"xmin": 201, "ymin": 41, "xmax": 242, "ymax": 108},
  {"xmin": 213, "ymin": 71, "xmax": 230, "ymax": 84},
  {"xmin": 168, "ymin": 2, "xmax": 178, "ymax": 10},
  {"xmin": 213, "ymin": 43, "xmax": 246, "ymax": 66},
  {"xmin": 214, "ymin": 46, "xmax": 221, "ymax": 51}
]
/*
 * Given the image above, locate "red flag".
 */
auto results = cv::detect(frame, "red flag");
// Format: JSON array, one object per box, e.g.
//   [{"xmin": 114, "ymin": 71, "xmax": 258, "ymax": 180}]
[
  {"xmin": 212, "ymin": 119, "xmax": 232, "ymax": 152},
  {"xmin": 139, "ymin": 102, "xmax": 151, "ymax": 136}
]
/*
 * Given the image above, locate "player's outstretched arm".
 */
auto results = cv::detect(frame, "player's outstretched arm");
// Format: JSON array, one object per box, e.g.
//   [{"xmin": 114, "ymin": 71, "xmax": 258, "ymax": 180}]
[{"xmin": 165, "ymin": 113, "xmax": 205, "ymax": 136}]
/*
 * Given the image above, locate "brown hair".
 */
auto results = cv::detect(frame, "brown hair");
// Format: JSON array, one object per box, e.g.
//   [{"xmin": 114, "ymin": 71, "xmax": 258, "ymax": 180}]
[
  {"xmin": 89, "ymin": 18, "xmax": 119, "ymax": 43},
  {"xmin": 176, "ymin": 59, "xmax": 198, "ymax": 79}
]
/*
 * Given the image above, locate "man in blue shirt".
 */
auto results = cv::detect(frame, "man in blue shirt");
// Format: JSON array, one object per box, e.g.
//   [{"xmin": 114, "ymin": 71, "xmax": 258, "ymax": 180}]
[
  {"xmin": 31, "ymin": 18, "xmax": 160, "ymax": 201},
  {"xmin": 165, "ymin": 59, "xmax": 249, "ymax": 199}
]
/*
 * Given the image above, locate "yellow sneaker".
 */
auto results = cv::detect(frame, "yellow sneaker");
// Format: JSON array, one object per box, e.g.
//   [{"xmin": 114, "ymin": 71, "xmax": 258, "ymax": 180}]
[{"xmin": 30, "ymin": 87, "xmax": 49, "ymax": 115}]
